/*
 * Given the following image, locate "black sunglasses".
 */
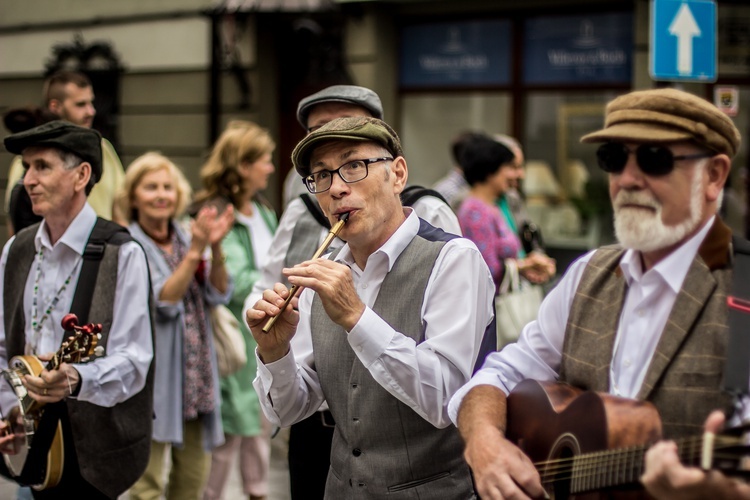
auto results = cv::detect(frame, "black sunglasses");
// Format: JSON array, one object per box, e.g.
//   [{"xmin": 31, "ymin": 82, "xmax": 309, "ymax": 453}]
[{"xmin": 596, "ymin": 142, "xmax": 714, "ymax": 176}]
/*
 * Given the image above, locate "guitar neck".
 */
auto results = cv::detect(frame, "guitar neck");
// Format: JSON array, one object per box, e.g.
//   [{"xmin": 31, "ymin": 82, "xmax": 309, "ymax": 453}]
[{"xmin": 543, "ymin": 435, "xmax": 745, "ymax": 494}]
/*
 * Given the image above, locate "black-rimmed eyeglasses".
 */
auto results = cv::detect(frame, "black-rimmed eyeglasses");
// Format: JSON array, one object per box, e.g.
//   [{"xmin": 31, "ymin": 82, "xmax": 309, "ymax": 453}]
[
  {"xmin": 596, "ymin": 142, "xmax": 715, "ymax": 177},
  {"xmin": 302, "ymin": 157, "xmax": 393, "ymax": 194}
]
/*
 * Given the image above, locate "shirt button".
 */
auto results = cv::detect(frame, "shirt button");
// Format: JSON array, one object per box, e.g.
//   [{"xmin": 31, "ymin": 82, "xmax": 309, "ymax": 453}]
[
  {"xmin": 352, "ymin": 448, "xmax": 362, "ymax": 457},
  {"xmin": 624, "ymin": 359, "xmax": 632, "ymax": 367},
  {"xmin": 361, "ymin": 283, "xmax": 368, "ymax": 289},
  {"xmin": 280, "ymin": 370, "xmax": 286, "ymax": 375}
]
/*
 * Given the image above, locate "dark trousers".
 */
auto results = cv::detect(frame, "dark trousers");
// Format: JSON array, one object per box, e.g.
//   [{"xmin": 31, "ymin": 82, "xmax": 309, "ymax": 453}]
[{"xmin": 288, "ymin": 410, "xmax": 335, "ymax": 500}]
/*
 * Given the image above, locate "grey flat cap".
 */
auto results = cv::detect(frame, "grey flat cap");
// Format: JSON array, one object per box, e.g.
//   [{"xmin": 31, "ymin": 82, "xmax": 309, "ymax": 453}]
[{"xmin": 296, "ymin": 85, "xmax": 384, "ymax": 129}]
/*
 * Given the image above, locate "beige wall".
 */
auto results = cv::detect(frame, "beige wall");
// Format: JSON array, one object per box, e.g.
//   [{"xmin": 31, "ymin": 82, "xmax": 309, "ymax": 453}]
[{"xmin": 0, "ymin": 9, "xmax": 264, "ymax": 245}]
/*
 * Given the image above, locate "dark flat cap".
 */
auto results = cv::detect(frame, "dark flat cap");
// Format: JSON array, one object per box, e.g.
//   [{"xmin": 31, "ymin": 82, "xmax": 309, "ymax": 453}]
[
  {"xmin": 292, "ymin": 116, "xmax": 403, "ymax": 177},
  {"xmin": 581, "ymin": 88, "xmax": 741, "ymax": 157},
  {"xmin": 297, "ymin": 85, "xmax": 384, "ymax": 129},
  {"xmin": 4, "ymin": 120, "xmax": 103, "ymax": 183}
]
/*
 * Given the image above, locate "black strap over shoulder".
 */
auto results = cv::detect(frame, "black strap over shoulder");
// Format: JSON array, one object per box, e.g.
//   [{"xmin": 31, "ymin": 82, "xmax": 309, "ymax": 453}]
[
  {"xmin": 400, "ymin": 185, "xmax": 448, "ymax": 207},
  {"xmin": 299, "ymin": 186, "xmax": 450, "ymax": 232},
  {"xmin": 725, "ymin": 235, "xmax": 750, "ymax": 401},
  {"xmin": 68, "ymin": 218, "xmax": 132, "ymax": 327},
  {"xmin": 299, "ymin": 193, "xmax": 331, "ymax": 230}
]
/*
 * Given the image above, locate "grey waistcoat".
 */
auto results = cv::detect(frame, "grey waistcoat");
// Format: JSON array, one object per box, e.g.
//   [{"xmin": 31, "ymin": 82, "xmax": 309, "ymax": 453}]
[
  {"xmin": 310, "ymin": 223, "xmax": 474, "ymax": 499},
  {"xmin": 3, "ymin": 221, "xmax": 154, "ymax": 498},
  {"xmin": 560, "ymin": 242, "xmax": 734, "ymax": 439},
  {"xmin": 285, "ymin": 207, "xmax": 328, "ymax": 270}
]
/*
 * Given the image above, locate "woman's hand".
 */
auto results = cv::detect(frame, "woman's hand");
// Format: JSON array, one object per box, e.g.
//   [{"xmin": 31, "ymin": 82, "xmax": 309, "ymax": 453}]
[
  {"xmin": 517, "ymin": 253, "xmax": 556, "ymax": 284},
  {"xmin": 209, "ymin": 205, "xmax": 235, "ymax": 246},
  {"xmin": 191, "ymin": 204, "xmax": 235, "ymax": 251}
]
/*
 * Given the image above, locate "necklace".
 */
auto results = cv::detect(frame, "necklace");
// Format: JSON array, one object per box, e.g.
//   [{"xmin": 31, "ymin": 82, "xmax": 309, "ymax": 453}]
[
  {"xmin": 30, "ymin": 247, "xmax": 81, "ymax": 354},
  {"xmin": 142, "ymin": 225, "xmax": 172, "ymax": 246}
]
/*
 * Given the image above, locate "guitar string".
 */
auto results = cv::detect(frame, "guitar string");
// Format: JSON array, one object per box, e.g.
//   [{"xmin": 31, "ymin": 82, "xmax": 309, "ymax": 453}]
[
  {"xmin": 534, "ymin": 435, "xmax": 744, "ymax": 485},
  {"xmin": 535, "ymin": 441, "xmax": 741, "ymax": 476}
]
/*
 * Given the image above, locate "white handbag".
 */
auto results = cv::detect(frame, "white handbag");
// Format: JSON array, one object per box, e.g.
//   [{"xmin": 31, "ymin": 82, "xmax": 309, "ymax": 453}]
[
  {"xmin": 210, "ymin": 304, "xmax": 248, "ymax": 377},
  {"xmin": 495, "ymin": 260, "xmax": 544, "ymax": 349}
]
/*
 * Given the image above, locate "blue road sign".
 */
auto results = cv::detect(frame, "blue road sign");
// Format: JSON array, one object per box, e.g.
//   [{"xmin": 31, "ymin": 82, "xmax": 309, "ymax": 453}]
[{"xmin": 650, "ymin": 0, "xmax": 716, "ymax": 82}]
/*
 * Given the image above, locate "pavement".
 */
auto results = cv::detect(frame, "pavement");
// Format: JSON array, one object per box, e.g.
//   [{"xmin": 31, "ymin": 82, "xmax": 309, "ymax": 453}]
[{"xmin": 0, "ymin": 427, "xmax": 293, "ymax": 499}]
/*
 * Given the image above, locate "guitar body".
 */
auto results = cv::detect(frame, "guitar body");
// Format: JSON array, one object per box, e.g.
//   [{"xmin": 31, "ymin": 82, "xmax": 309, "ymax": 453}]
[
  {"xmin": 3, "ymin": 354, "xmax": 64, "ymax": 490},
  {"xmin": 506, "ymin": 380, "xmax": 662, "ymax": 499}
]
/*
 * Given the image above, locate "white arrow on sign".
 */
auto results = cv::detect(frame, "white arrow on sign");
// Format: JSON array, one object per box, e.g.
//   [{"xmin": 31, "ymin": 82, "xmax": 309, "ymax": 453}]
[{"xmin": 668, "ymin": 3, "xmax": 701, "ymax": 75}]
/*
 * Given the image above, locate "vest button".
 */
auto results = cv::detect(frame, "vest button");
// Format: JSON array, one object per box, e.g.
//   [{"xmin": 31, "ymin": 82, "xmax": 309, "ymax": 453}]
[{"xmin": 352, "ymin": 448, "xmax": 362, "ymax": 457}]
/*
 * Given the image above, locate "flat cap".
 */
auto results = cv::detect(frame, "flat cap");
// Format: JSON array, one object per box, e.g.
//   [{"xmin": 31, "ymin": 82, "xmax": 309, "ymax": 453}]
[
  {"xmin": 4, "ymin": 120, "xmax": 103, "ymax": 183},
  {"xmin": 297, "ymin": 85, "xmax": 384, "ymax": 129},
  {"xmin": 292, "ymin": 116, "xmax": 403, "ymax": 177},
  {"xmin": 581, "ymin": 88, "xmax": 741, "ymax": 157}
]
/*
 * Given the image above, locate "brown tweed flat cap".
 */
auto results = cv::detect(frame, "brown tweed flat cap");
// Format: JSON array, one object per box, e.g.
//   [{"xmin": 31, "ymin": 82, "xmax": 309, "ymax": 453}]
[
  {"xmin": 292, "ymin": 116, "xmax": 404, "ymax": 177},
  {"xmin": 581, "ymin": 88, "xmax": 741, "ymax": 158}
]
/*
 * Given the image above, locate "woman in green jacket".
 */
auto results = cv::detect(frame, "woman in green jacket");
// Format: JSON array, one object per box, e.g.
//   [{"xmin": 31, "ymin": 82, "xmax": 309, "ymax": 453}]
[{"xmin": 195, "ymin": 120, "xmax": 278, "ymax": 500}]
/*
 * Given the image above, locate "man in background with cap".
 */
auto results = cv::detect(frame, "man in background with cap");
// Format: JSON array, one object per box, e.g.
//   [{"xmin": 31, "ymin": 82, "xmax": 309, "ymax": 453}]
[
  {"xmin": 0, "ymin": 121, "xmax": 154, "ymax": 498},
  {"xmin": 247, "ymin": 84, "xmax": 460, "ymax": 500},
  {"xmin": 5, "ymin": 70, "xmax": 126, "ymax": 234},
  {"xmin": 247, "ymin": 116, "xmax": 494, "ymax": 498},
  {"xmin": 449, "ymin": 87, "xmax": 749, "ymax": 499}
]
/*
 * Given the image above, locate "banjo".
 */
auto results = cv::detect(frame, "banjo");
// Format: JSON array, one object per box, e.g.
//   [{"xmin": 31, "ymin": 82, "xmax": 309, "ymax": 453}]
[{"xmin": 1, "ymin": 313, "xmax": 102, "ymax": 490}]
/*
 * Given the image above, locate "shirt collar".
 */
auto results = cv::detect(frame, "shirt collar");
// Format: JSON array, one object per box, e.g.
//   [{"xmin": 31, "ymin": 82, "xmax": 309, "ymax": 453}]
[
  {"xmin": 619, "ymin": 215, "xmax": 716, "ymax": 293},
  {"xmin": 335, "ymin": 207, "xmax": 417, "ymax": 272},
  {"xmin": 35, "ymin": 203, "xmax": 97, "ymax": 255}
]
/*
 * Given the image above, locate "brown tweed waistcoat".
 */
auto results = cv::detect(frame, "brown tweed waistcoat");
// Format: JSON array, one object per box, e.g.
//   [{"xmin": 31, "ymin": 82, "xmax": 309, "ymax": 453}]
[{"xmin": 560, "ymin": 219, "xmax": 735, "ymax": 439}]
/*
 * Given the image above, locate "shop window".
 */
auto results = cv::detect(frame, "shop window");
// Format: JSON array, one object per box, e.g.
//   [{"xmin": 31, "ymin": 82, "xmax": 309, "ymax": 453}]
[
  {"xmin": 523, "ymin": 91, "xmax": 621, "ymax": 266},
  {"xmin": 400, "ymin": 93, "xmax": 511, "ymax": 187}
]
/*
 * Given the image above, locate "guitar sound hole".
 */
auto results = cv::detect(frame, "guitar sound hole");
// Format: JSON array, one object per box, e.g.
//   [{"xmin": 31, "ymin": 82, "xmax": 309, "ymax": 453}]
[{"xmin": 549, "ymin": 446, "xmax": 573, "ymax": 499}]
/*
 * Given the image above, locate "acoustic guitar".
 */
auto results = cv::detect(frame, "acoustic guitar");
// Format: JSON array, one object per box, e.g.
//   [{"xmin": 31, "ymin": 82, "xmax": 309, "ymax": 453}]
[
  {"xmin": 506, "ymin": 379, "xmax": 750, "ymax": 499},
  {"xmin": 1, "ymin": 313, "xmax": 102, "ymax": 490}
]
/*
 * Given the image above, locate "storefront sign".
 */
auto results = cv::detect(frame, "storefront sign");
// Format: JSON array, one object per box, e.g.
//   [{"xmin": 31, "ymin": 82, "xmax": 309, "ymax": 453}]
[
  {"xmin": 523, "ymin": 12, "xmax": 633, "ymax": 85},
  {"xmin": 400, "ymin": 20, "xmax": 511, "ymax": 88}
]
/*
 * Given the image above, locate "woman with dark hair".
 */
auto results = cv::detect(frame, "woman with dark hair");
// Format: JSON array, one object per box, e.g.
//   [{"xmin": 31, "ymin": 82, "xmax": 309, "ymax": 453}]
[
  {"xmin": 196, "ymin": 120, "xmax": 277, "ymax": 500},
  {"xmin": 457, "ymin": 134, "xmax": 555, "ymax": 292}
]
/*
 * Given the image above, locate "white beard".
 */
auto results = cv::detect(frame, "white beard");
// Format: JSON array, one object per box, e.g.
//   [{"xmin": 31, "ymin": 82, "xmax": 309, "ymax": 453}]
[{"xmin": 613, "ymin": 164, "xmax": 704, "ymax": 253}]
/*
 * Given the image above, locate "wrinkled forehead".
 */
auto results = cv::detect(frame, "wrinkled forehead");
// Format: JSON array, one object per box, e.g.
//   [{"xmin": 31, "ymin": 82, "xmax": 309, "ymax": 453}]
[
  {"xmin": 21, "ymin": 145, "xmax": 65, "ymax": 163},
  {"xmin": 309, "ymin": 139, "xmax": 384, "ymax": 169}
]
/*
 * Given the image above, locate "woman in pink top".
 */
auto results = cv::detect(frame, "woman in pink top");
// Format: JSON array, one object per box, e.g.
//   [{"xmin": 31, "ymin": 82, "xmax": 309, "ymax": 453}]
[{"xmin": 457, "ymin": 134, "xmax": 554, "ymax": 292}]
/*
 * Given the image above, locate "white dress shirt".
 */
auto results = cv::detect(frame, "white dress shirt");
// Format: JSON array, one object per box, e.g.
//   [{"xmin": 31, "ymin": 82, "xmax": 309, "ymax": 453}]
[
  {"xmin": 449, "ymin": 216, "xmax": 750, "ymax": 423},
  {"xmin": 244, "ymin": 196, "xmax": 461, "ymax": 315},
  {"xmin": 253, "ymin": 210, "xmax": 494, "ymax": 429},
  {"xmin": 0, "ymin": 204, "xmax": 154, "ymax": 414}
]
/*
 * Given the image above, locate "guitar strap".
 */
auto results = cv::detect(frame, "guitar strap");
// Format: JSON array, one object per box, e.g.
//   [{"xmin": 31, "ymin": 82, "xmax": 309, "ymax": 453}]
[
  {"xmin": 69, "ymin": 218, "xmax": 132, "ymax": 326},
  {"xmin": 12, "ymin": 219, "xmax": 132, "ymax": 486},
  {"xmin": 725, "ymin": 235, "xmax": 750, "ymax": 409},
  {"xmin": 299, "ymin": 193, "xmax": 331, "ymax": 230}
]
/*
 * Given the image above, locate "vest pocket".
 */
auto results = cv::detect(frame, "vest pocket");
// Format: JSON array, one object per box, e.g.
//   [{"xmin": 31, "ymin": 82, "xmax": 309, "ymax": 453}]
[{"xmin": 387, "ymin": 471, "xmax": 451, "ymax": 492}]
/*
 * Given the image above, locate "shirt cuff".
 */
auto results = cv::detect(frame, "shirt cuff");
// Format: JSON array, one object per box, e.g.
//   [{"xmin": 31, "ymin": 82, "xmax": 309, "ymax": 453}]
[
  {"xmin": 347, "ymin": 307, "xmax": 395, "ymax": 367},
  {"xmin": 255, "ymin": 346, "xmax": 298, "ymax": 395},
  {"xmin": 73, "ymin": 362, "xmax": 99, "ymax": 401}
]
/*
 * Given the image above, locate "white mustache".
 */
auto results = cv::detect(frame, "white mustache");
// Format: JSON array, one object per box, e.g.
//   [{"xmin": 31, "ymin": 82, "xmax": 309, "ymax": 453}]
[{"xmin": 614, "ymin": 190, "xmax": 660, "ymax": 211}]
